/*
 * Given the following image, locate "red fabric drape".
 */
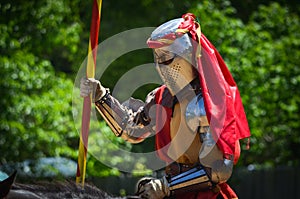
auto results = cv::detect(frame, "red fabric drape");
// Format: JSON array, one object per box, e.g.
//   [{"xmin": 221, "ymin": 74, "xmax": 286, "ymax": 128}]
[
  {"xmin": 178, "ymin": 13, "xmax": 251, "ymax": 163},
  {"xmin": 154, "ymin": 85, "xmax": 173, "ymax": 163}
]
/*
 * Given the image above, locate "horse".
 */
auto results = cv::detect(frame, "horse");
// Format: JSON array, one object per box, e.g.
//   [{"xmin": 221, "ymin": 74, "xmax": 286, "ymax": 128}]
[{"xmin": 0, "ymin": 171, "xmax": 140, "ymax": 199}]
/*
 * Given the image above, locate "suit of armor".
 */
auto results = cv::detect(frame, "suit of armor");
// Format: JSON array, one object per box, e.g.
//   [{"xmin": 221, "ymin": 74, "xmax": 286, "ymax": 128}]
[
  {"xmin": 80, "ymin": 13, "xmax": 250, "ymax": 199},
  {"xmin": 92, "ymin": 77, "xmax": 234, "ymax": 199}
]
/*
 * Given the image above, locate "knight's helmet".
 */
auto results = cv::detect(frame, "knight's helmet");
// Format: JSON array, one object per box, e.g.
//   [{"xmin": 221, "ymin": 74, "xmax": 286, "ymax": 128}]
[{"xmin": 147, "ymin": 18, "xmax": 198, "ymax": 96}]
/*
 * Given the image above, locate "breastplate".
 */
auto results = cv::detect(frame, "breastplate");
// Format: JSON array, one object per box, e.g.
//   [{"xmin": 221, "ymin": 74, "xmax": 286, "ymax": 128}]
[{"xmin": 168, "ymin": 93, "xmax": 204, "ymax": 163}]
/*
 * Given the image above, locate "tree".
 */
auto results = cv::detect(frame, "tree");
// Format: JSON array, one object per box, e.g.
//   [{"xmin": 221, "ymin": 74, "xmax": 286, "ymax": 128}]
[
  {"xmin": 0, "ymin": 53, "xmax": 77, "ymax": 162},
  {"xmin": 0, "ymin": 0, "xmax": 80, "ymax": 163}
]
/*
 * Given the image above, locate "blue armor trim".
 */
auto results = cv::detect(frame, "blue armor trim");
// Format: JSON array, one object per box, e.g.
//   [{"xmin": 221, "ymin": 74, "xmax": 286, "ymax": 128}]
[{"xmin": 167, "ymin": 164, "xmax": 213, "ymax": 192}]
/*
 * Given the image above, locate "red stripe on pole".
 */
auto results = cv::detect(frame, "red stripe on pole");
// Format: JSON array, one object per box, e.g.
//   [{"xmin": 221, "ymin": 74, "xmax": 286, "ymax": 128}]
[
  {"xmin": 76, "ymin": 0, "xmax": 102, "ymax": 186},
  {"xmin": 90, "ymin": 0, "xmax": 101, "ymax": 65}
]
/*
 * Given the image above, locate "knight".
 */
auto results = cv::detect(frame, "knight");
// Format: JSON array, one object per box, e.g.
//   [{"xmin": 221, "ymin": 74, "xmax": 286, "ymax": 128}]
[{"xmin": 80, "ymin": 13, "xmax": 250, "ymax": 199}]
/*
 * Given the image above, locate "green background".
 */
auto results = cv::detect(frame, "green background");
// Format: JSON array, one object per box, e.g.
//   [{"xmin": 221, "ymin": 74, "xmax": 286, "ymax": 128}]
[{"xmin": 0, "ymin": 0, "xmax": 299, "ymax": 189}]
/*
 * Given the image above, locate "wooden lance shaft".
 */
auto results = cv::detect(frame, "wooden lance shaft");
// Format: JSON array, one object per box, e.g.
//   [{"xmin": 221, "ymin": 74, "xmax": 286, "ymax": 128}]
[{"xmin": 76, "ymin": 0, "xmax": 102, "ymax": 186}]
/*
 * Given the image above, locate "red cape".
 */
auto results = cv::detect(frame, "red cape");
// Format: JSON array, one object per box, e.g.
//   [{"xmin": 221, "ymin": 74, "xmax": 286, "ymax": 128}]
[
  {"xmin": 197, "ymin": 34, "xmax": 250, "ymax": 163},
  {"xmin": 178, "ymin": 13, "xmax": 251, "ymax": 163}
]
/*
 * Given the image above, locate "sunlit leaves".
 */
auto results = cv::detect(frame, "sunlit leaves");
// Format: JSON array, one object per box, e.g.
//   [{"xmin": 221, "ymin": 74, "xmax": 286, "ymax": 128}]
[{"xmin": 0, "ymin": 50, "xmax": 76, "ymax": 162}]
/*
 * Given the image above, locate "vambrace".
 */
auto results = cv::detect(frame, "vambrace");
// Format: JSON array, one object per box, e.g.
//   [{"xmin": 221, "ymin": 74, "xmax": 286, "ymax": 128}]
[
  {"xmin": 166, "ymin": 164, "xmax": 215, "ymax": 195},
  {"xmin": 95, "ymin": 91, "xmax": 154, "ymax": 144}
]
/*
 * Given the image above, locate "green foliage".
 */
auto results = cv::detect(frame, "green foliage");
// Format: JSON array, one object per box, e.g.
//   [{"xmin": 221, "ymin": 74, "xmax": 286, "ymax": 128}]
[
  {"xmin": 244, "ymin": 3, "xmax": 300, "ymax": 166},
  {"xmin": 0, "ymin": 0, "xmax": 87, "ymax": 73},
  {"xmin": 0, "ymin": 1, "xmax": 78, "ymax": 163},
  {"xmin": 0, "ymin": 51, "xmax": 77, "ymax": 161}
]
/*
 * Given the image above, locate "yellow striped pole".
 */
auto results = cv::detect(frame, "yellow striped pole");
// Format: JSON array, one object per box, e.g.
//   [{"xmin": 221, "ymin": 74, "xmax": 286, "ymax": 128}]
[{"xmin": 76, "ymin": 0, "xmax": 102, "ymax": 186}]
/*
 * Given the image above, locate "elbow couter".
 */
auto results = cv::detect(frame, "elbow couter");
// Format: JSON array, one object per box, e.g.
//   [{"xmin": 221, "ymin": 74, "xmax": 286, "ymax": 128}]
[{"xmin": 211, "ymin": 159, "xmax": 233, "ymax": 183}]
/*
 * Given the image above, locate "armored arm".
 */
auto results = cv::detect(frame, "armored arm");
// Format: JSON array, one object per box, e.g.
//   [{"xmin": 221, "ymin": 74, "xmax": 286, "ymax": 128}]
[
  {"xmin": 80, "ymin": 78, "xmax": 156, "ymax": 144},
  {"xmin": 94, "ymin": 90, "xmax": 156, "ymax": 144},
  {"xmin": 136, "ymin": 164, "xmax": 213, "ymax": 198},
  {"xmin": 186, "ymin": 94, "xmax": 234, "ymax": 183},
  {"xmin": 199, "ymin": 127, "xmax": 233, "ymax": 183},
  {"xmin": 186, "ymin": 94, "xmax": 234, "ymax": 184}
]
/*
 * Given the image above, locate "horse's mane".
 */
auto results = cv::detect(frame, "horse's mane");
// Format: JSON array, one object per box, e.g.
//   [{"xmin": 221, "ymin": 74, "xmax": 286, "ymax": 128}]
[
  {"xmin": 9, "ymin": 180, "xmax": 139, "ymax": 199},
  {"xmin": 11, "ymin": 181, "xmax": 111, "ymax": 199},
  {"xmin": 1, "ymin": 171, "xmax": 140, "ymax": 199}
]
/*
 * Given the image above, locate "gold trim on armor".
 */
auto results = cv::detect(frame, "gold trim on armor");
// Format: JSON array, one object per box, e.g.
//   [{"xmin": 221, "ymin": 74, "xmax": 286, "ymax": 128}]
[
  {"xmin": 95, "ymin": 105, "xmax": 123, "ymax": 137},
  {"xmin": 169, "ymin": 176, "xmax": 210, "ymax": 191}
]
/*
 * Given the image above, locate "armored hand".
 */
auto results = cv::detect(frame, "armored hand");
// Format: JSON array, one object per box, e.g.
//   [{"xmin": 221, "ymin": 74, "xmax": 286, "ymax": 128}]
[
  {"xmin": 80, "ymin": 78, "xmax": 107, "ymax": 102},
  {"xmin": 136, "ymin": 177, "xmax": 169, "ymax": 199}
]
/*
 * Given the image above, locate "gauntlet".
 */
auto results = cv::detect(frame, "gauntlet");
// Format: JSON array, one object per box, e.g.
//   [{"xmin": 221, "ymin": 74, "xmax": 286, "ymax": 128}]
[{"xmin": 80, "ymin": 78, "xmax": 106, "ymax": 102}]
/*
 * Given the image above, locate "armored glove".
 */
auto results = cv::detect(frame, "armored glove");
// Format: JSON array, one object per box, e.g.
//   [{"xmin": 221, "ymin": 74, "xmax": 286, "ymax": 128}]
[
  {"xmin": 80, "ymin": 78, "xmax": 107, "ymax": 102},
  {"xmin": 136, "ymin": 177, "xmax": 169, "ymax": 199}
]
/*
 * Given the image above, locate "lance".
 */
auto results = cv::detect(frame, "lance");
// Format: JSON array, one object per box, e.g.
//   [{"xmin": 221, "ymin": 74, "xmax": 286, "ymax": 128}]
[{"xmin": 76, "ymin": 0, "xmax": 102, "ymax": 186}]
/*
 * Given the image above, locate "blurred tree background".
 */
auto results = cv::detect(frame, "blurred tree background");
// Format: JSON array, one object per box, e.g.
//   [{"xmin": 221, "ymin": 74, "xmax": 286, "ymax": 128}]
[{"xmin": 0, "ymin": 0, "xmax": 299, "ymax": 181}]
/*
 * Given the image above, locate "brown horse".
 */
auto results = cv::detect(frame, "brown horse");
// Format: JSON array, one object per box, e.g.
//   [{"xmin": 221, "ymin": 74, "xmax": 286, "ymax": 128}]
[{"xmin": 0, "ymin": 171, "xmax": 140, "ymax": 199}]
